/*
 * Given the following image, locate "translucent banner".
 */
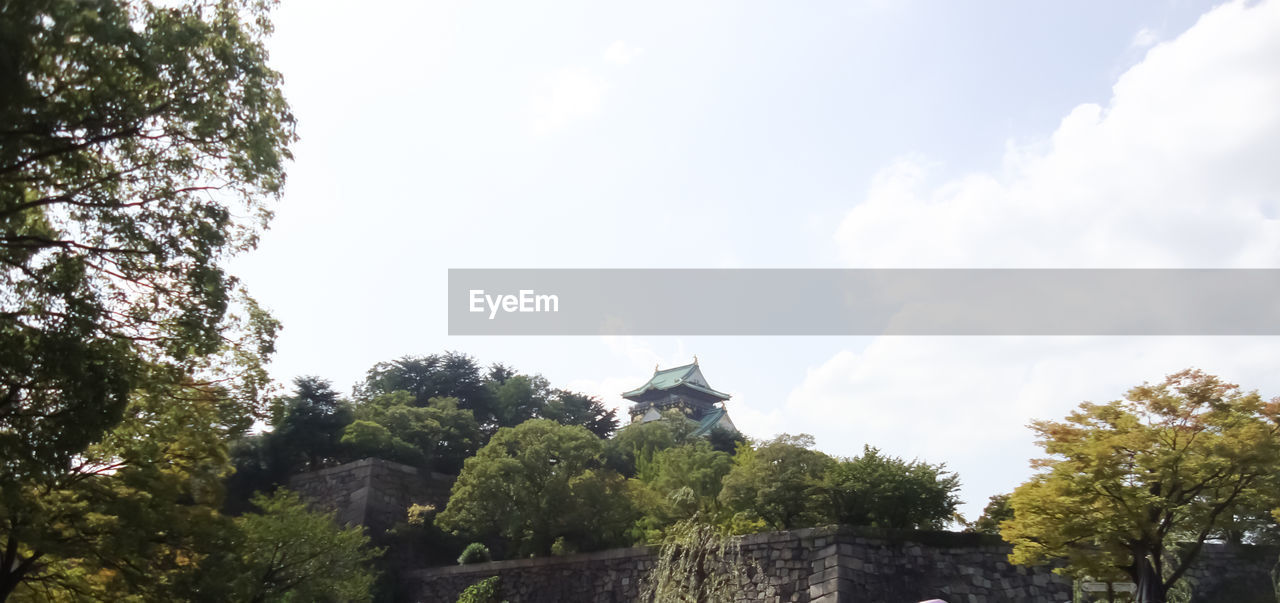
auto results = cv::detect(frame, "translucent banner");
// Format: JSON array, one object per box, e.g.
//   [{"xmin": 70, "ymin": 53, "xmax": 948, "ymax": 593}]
[{"xmin": 447, "ymin": 269, "xmax": 1280, "ymax": 335}]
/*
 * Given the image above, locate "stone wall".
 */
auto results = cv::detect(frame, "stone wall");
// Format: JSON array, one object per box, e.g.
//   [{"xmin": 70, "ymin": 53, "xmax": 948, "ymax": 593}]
[
  {"xmin": 290, "ymin": 463, "xmax": 1279, "ymax": 602},
  {"xmin": 287, "ymin": 457, "xmax": 454, "ymax": 541},
  {"xmin": 407, "ymin": 526, "xmax": 1280, "ymax": 603},
  {"xmin": 406, "ymin": 527, "xmax": 1076, "ymax": 603},
  {"xmin": 1178, "ymin": 542, "xmax": 1280, "ymax": 603}
]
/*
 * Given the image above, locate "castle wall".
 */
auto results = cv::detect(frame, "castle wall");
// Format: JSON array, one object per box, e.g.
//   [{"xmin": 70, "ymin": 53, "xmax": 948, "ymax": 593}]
[
  {"xmin": 287, "ymin": 457, "xmax": 454, "ymax": 541},
  {"xmin": 406, "ymin": 526, "xmax": 1279, "ymax": 603}
]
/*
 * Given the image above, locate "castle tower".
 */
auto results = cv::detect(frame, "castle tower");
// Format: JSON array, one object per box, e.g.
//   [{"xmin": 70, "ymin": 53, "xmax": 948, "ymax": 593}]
[{"xmin": 622, "ymin": 358, "xmax": 738, "ymax": 436}]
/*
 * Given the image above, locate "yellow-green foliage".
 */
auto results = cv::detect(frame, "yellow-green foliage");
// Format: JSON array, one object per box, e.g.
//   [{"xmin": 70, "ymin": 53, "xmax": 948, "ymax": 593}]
[
  {"xmin": 1002, "ymin": 369, "xmax": 1280, "ymax": 601},
  {"xmin": 456, "ymin": 576, "xmax": 504, "ymax": 603}
]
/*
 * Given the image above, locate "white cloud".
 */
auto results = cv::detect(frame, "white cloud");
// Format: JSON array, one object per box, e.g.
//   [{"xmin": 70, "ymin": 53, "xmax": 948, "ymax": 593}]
[
  {"xmin": 604, "ymin": 40, "xmax": 645, "ymax": 65},
  {"xmin": 780, "ymin": 336, "xmax": 1280, "ymax": 520},
  {"xmin": 1131, "ymin": 27, "xmax": 1159, "ymax": 48},
  {"xmin": 808, "ymin": 0, "xmax": 1280, "ymax": 519},
  {"xmin": 836, "ymin": 0, "xmax": 1280, "ymax": 268},
  {"xmin": 530, "ymin": 68, "xmax": 607, "ymax": 135}
]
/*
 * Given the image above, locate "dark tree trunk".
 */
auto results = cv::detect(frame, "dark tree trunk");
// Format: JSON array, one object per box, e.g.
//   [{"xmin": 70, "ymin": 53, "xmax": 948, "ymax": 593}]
[
  {"xmin": 0, "ymin": 563, "xmax": 31, "ymax": 602},
  {"xmin": 1134, "ymin": 555, "xmax": 1166, "ymax": 603},
  {"xmin": 0, "ymin": 538, "xmax": 38, "ymax": 602}
]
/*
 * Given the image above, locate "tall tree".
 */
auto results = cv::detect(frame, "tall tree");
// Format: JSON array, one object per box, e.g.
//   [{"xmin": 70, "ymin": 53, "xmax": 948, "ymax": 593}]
[
  {"xmin": 0, "ymin": 0, "xmax": 293, "ymax": 596},
  {"xmin": 718, "ymin": 434, "xmax": 834, "ymax": 531},
  {"xmin": 629, "ymin": 441, "xmax": 735, "ymax": 541},
  {"xmin": 227, "ymin": 490, "xmax": 382, "ymax": 603},
  {"xmin": 967, "ymin": 493, "xmax": 1013, "ymax": 536},
  {"xmin": 436, "ymin": 420, "xmax": 635, "ymax": 557},
  {"xmin": 267, "ymin": 376, "xmax": 353, "ymax": 472},
  {"xmin": 0, "ymin": 0, "xmax": 292, "ymax": 475},
  {"xmin": 342, "ymin": 393, "xmax": 481, "ymax": 474},
  {"xmin": 1001, "ymin": 369, "xmax": 1280, "ymax": 603},
  {"xmin": 822, "ymin": 445, "xmax": 961, "ymax": 530},
  {"xmin": 488, "ymin": 373, "xmax": 551, "ymax": 429},
  {"xmin": 358, "ymin": 353, "xmax": 496, "ymax": 428},
  {"xmin": 605, "ymin": 411, "xmax": 698, "ymax": 478},
  {"xmin": 542, "ymin": 390, "xmax": 619, "ymax": 439},
  {"xmin": 1, "ymin": 378, "xmax": 238, "ymax": 600}
]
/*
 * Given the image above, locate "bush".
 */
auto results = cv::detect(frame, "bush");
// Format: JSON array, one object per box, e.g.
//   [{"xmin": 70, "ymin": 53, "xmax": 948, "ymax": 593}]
[
  {"xmin": 456, "ymin": 576, "xmax": 503, "ymax": 603},
  {"xmin": 458, "ymin": 542, "xmax": 491, "ymax": 565},
  {"xmin": 550, "ymin": 536, "xmax": 578, "ymax": 557}
]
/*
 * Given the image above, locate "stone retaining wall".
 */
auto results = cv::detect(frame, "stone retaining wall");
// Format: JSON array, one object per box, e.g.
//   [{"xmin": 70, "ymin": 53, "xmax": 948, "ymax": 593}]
[
  {"xmin": 407, "ymin": 527, "xmax": 1076, "ymax": 603},
  {"xmin": 408, "ymin": 526, "xmax": 1280, "ymax": 603},
  {"xmin": 288, "ymin": 458, "xmax": 454, "ymax": 541}
]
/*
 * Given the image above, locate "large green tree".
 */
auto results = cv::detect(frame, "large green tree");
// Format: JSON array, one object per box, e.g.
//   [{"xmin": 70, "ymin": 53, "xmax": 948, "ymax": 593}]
[
  {"xmin": 1002, "ymin": 369, "xmax": 1280, "ymax": 603},
  {"xmin": 342, "ymin": 393, "xmax": 481, "ymax": 474},
  {"xmin": 2, "ymin": 378, "xmax": 237, "ymax": 600},
  {"xmin": 718, "ymin": 434, "xmax": 834, "ymax": 531},
  {"xmin": 228, "ymin": 490, "xmax": 381, "ymax": 603},
  {"xmin": 629, "ymin": 441, "xmax": 734, "ymax": 541},
  {"xmin": 0, "ymin": 0, "xmax": 293, "ymax": 596},
  {"xmin": 823, "ymin": 445, "xmax": 960, "ymax": 530},
  {"xmin": 436, "ymin": 420, "xmax": 635, "ymax": 557},
  {"xmin": 358, "ymin": 354, "xmax": 495, "ymax": 425},
  {"xmin": 967, "ymin": 493, "xmax": 1013, "ymax": 536},
  {"xmin": 268, "ymin": 376, "xmax": 354, "ymax": 472},
  {"xmin": 224, "ymin": 377, "xmax": 356, "ymax": 513},
  {"xmin": 540, "ymin": 390, "xmax": 618, "ymax": 439},
  {"xmin": 605, "ymin": 411, "xmax": 698, "ymax": 478}
]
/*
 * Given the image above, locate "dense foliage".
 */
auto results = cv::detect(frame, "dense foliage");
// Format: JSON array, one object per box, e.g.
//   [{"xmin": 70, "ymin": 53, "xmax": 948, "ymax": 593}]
[
  {"xmin": 0, "ymin": 0, "xmax": 298, "ymax": 597},
  {"xmin": 435, "ymin": 420, "xmax": 636, "ymax": 557},
  {"xmin": 231, "ymin": 490, "xmax": 382, "ymax": 603},
  {"xmin": 224, "ymin": 354, "xmax": 621, "ymax": 513},
  {"xmin": 823, "ymin": 445, "xmax": 961, "ymax": 530}
]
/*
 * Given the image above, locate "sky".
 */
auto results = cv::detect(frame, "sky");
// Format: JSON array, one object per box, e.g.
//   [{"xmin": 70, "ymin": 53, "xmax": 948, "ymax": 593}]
[{"xmin": 232, "ymin": 0, "xmax": 1280, "ymax": 520}]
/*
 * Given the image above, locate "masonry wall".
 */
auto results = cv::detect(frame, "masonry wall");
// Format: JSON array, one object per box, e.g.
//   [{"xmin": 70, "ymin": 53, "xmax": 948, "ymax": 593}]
[
  {"xmin": 1178, "ymin": 542, "xmax": 1280, "ymax": 603},
  {"xmin": 287, "ymin": 458, "xmax": 454, "ymax": 541},
  {"xmin": 407, "ymin": 526, "xmax": 1280, "ymax": 603},
  {"xmin": 406, "ymin": 527, "xmax": 1076, "ymax": 603},
  {"xmin": 290, "ymin": 463, "xmax": 1279, "ymax": 603}
]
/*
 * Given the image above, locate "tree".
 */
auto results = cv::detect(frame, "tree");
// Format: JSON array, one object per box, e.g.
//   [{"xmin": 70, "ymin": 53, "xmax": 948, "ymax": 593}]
[
  {"xmin": 229, "ymin": 490, "xmax": 381, "ymax": 602},
  {"xmin": 605, "ymin": 411, "xmax": 698, "ymax": 478},
  {"xmin": 435, "ymin": 419, "xmax": 636, "ymax": 557},
  {"xmin": 822, "ymin": 445, "xmax": 961, "ymax": 530},
  {"xmin": 267, "ymin": 376, "xmax": 353, "ymax": 472},
  {"xmin": 0, "ymin": 0, "xmax": 291, "ymax": 474},
  {"xmin": 488, "ymin": 374, "xmax": 551, "ymax": 429},
  {"xmin": 718, "ymin": 434, "xmax": 835, "ymax": 531},
  {"xmin": 630, "ymin": 441, "xmax": 735, "ymax": 541},
  {"xmin": 968, "ymin": 493, "xmax": 1013, "ymax": 536},
  {"xmin": 1001, "ymin": 369, "xmax": 1280, "ymax": 603},
  {"xmin": 358, "ymin": 354, "xmax": 495, "ymax": 426},
  {"xmin": 223, "ymin": 377, "xmax": 356, "ymax": 514},
  {"xmin": 342, "ymin": 393, "xmax": 480, "ymax": 473},
  {"xmin": 541, "ymin": 390, "xmax": 619, "ymax": 439},
  {"xmin": 1, "ymin": 377, "xmax": 240, "ymax": 600},
  {"xmin": 0, "ymin": 0, "xmax": 292, "ymax": 595}
]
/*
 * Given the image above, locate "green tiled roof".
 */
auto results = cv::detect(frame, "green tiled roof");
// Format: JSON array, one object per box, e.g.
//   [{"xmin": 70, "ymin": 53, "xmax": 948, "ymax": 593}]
[
  {"xmin": 691, "ymin": 407, "xmax": 734, "ymax": 436},
  {"xmin": 621, "ymin": 362, "xmax": 730, "ymax": 401}
]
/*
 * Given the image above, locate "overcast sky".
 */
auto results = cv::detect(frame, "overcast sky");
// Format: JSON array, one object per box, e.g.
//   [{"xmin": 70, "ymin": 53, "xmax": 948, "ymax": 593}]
[{"xmin": 232, "ymin": 0, "xmax": 1280, "ymax": 519}]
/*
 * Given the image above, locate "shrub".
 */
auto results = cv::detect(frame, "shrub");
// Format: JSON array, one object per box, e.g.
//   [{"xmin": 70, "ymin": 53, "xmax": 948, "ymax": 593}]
[
  {"xmin": 458, "ymin": 542, "xmax": 492, "ymax": 565},
  {"xmin": 456, "ymin": 576, "xmax": 502, "ymax": 603}
]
